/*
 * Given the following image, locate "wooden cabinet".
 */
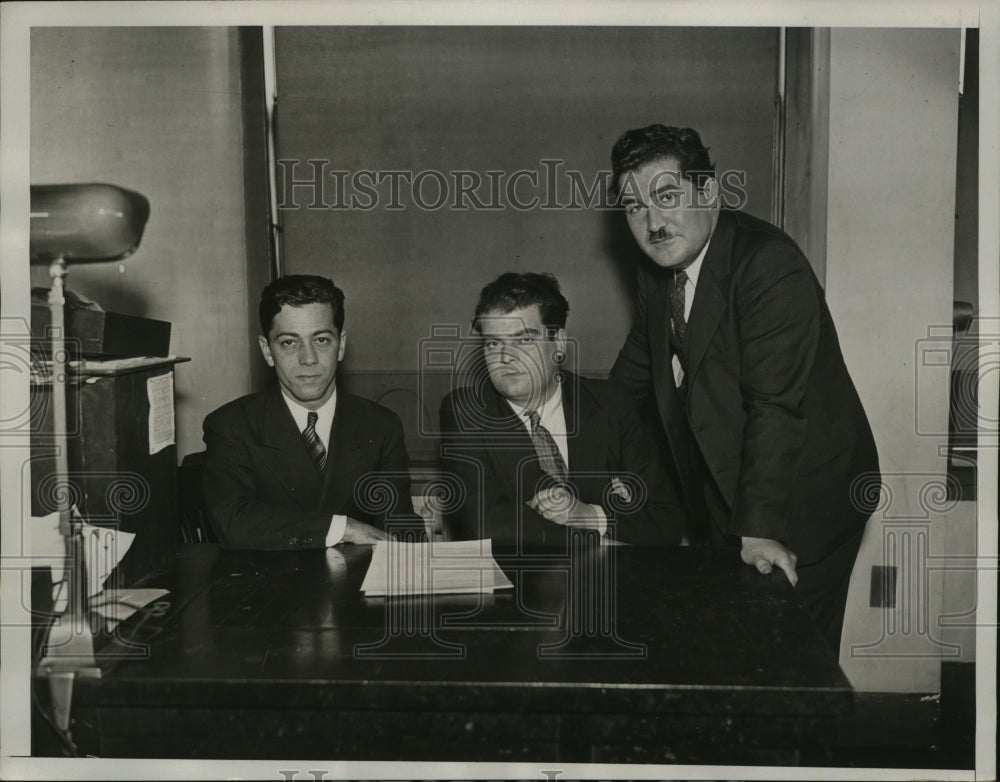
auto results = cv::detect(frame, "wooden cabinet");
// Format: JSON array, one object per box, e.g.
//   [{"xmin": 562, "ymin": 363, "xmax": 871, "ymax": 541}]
[{"xmin": 30, "ymin": 359, "xmax": 188, "ymax": 588}]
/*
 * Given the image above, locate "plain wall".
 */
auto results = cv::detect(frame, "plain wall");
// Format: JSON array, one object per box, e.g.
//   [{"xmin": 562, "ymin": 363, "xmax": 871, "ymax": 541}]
[
  {"xmin": 29, "ymin": 27, "xmax": 254, "ymax": 458},
  {"xmin": 824, "ymin": 28, "xmax": 962, "ymax": 692},
  {"xmin": 274, "ymin": 27, "xmax": 778, "ymax": 375}
]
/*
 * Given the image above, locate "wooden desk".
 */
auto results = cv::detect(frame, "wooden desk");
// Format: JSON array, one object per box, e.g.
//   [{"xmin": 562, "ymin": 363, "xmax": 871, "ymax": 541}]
[{"xmin": 64, "ymin": 541, "xmax": 852, "ymax": 764}]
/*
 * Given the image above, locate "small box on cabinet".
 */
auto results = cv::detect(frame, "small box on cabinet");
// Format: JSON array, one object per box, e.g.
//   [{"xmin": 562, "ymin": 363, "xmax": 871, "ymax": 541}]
[{"xmin": 31, "ymin": 301, "xmax": 170, "ymax": 358}]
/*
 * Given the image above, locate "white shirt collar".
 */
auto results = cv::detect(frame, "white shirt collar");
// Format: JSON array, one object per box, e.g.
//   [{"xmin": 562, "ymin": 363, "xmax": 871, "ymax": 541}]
[
  {"xmin": 678, "ymin": 229, "xmax": 711, "ymax": 290},
  {"xmin": 280, "ymin": 388, "xmax": 338, "ymax": 450},
  {"xmin": 504, "ymin": 378, "xmax": 569, "ymax": 466},
  {"xmin": 505, "ymin": 379, "xmax": 563, "ymax": 427}
]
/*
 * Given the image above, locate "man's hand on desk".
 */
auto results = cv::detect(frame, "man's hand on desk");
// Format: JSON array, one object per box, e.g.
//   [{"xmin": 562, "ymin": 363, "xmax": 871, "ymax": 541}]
[
  {"xmin": 529, "ymin": 487, "xmax": 602, "ymax": 530},
  {"xmin": 741, "ymin": 536, "xmax": 798, "ymax": 586},
  {"xmin": 340, "ymin": 518, "xmax": 387, "ymax": 544}
]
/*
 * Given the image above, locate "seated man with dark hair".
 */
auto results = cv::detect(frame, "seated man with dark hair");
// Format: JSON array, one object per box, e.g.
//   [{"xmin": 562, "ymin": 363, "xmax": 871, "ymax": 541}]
[
  {"xmin": 439, "ymin": 272, "xmax": 686, "ymax": 547},
  {"xmin": 203, "ymin": 274, "xmax": 421, "ymax": 550}
]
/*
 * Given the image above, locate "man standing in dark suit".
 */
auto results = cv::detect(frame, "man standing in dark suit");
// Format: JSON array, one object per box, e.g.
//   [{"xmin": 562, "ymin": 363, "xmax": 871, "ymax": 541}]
[
  {"xmin": 608, "ymin": 125, "xmax": 880, "ymax": 651},
  {"xmin": 203, "ymin": 275, "xmax": 420, "ymax": 550},
  {"xmin": 440, "ymin": 272, "xmax": 686, "ymax": 547}
]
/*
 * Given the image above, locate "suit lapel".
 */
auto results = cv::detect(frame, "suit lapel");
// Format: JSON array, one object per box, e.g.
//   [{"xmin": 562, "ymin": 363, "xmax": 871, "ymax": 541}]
[
  {"xmin": 649, "ymin": 270, "xmax": 675, "ymax": 375},
  {"xmin": 648, "ymin": 270, "xmax": 685, "ymax": 432},
  {"xmin": 562, "ymin": 373, "xmax": 602, "ymax": 474},
  {"xmin": 258, "ymin": 387, "xmax": 324, "ymax": 506},
  {"xmin": 686, "ymin": 210, "xmax": 733, "ymax": 384},
  {"xmin": 320, "ymin": 393, "xmax": 369, "ymax": 511},
  {"xmin": 479, "ymin": 380, "xmax": 545, "ymax": 493}
]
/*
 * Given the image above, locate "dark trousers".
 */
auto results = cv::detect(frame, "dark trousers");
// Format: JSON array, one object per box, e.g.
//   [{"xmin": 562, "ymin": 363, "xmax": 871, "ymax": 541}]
[
  {"xmin": 793, "ymin": 525, "xmax": 866, "ymax": 655},
  {"xmin": 686, "ymin": 436, "xmax": 865, "ymax": 654},
  {"xmin": 660, "ymin": 393, "xmax": 865, "ymax": 654}
]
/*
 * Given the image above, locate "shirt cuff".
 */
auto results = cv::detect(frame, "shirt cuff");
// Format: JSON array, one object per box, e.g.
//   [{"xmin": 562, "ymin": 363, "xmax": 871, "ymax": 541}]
[
  {"xmin": 570, "ymin": 503, "xmax": 608, "ymax": 536},
  {"xmin": 592, "ymin": 504, "xmax": 608, "ymax": 537},
  {"xmin": 325, "ymin": 514, "xmax": 348, "ymax": 547}
]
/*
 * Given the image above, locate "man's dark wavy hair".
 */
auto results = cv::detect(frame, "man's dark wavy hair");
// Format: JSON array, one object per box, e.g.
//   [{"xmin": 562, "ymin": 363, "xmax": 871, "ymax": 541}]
[
  {"xmin": 610, "ymin": 124, "xmax": 715, "ymax": 200},
  {"xmin": 259, "ymin": 274, "xmax": 345, "ymax": 336},
  {"xmin": 472, "ymin": 272, "xmax": 569, "ymax": 336}
]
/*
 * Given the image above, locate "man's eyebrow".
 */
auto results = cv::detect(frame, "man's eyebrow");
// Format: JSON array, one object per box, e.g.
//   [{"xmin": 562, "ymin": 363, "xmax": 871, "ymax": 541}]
[
  {"xmin": 483, "ymin": 327, "xmax": 542, "ymax": 338},
  {"xmin": 272, "ymin": 328, "xmax": 334, "ymax": 339},
  {"xmin": 652, "ymin": 182, "xmax": 683, "ymax": 194}
]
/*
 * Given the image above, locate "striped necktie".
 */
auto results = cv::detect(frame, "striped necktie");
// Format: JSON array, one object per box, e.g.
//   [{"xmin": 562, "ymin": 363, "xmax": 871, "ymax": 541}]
[
  {"xmin": 302, "ymin": 411, "xmax": 327, "ymax": 472},
  {"xmin": 670, "ymin": 269, "xmax": 689, "ymax": 361},
  {"xmin": 527, "ymin": 410, "xmax": 567, "ymax": 483}
]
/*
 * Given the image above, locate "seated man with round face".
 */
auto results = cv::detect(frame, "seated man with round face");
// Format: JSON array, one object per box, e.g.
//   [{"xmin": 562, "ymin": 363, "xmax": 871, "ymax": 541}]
[{"xmin": 439, "ymin": 271, "xmax": 686, "ymax": 547}]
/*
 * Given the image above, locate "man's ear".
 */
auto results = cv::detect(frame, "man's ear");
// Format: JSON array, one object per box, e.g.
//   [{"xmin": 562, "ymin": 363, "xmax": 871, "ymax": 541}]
[
  {"xmin": 553, "ymin": 328, "xmax": 567, "ymax": 359},
  {"xmin": 257, "ymin": 335, "xmax": 275, "ymax": 367},
  {"xmin": 337, "ymin": 328, "xmax": 347, "ymax": 361},
  {"xmin": 697, "ymin": 176, "xmax": 719, "ymax": 208}
]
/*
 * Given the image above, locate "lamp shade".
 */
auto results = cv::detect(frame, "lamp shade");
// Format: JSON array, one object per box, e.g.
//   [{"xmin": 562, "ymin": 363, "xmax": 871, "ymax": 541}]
[{"xmin": 30, "ymin": 183, "xmax": 151, "ymax": 264}]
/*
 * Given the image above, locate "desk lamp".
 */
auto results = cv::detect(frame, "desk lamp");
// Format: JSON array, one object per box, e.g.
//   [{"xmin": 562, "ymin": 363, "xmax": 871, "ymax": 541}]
[{"xmin": 30, "ymin": 183, "xmax": 150, "ymax": 735}]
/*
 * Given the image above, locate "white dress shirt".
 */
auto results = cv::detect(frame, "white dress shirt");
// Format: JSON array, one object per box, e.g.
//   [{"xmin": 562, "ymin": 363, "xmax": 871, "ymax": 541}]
[
  {"xmin": 505, "ymin": 384, "xmax": 569, "ymax": 468},
  {"xmin": 505, "ymin": 381, "xmax": 608, "ymax": 535},
  {"xmin": 280, "ymin": 388, "xmax": 347, "ymax": 546},
  {"xmin": 672, "ymin": 238, "xmax": 710, "ymax": 388}
]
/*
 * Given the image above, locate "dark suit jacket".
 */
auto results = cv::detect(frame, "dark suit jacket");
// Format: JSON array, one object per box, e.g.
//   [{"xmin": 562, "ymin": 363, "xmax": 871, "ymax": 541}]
[
  {"xmin": 611, "ymin": 209, "xmax": 880, "ymax": 565},
  {"xmin": 439, "ymin": 371, "xmax": 687, "ymax": 547},
  {"xmin": 203, "ymin": 386, "xmax": 419, "ymax": 550}
]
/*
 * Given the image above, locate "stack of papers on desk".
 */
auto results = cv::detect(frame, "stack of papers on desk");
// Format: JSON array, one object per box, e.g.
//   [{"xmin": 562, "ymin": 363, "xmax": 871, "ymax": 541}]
[
  {"xmin": 32, "ymin": 509, "xmax": 172, "ymax": 631},
  {"xmin": 32, "ymin": 509, "xmax": 136, "ymax": 604},
  {"xmin": 90, "ymin": 588, "xmax": 171, "ymax": 631},
  {"xmin": 360, "ymin": 539, "xmax": 513, "ymax": 596}
]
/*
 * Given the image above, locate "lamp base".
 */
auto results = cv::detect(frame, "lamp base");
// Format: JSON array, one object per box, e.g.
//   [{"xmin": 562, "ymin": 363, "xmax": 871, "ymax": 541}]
[{"xmin": 37, "ymin": 617, "xmax": 102, "ymax": 733}]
